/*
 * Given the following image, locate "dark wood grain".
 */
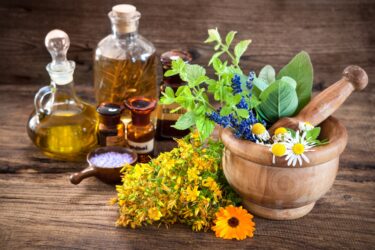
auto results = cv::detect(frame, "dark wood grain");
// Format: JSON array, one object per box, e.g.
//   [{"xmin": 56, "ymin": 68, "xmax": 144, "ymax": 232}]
[{"xmin": 0, "ymin": 0, "xmax": 374, "ymax": 249}]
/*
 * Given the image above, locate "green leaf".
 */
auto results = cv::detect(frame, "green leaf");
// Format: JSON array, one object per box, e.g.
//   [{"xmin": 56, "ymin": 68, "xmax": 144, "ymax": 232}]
[
  {"xmin": 306, "ymin": 127, "xmax": 321, "ymax": 141},
  {"xmin": 164, "ymin": 69, "xmax": 178, "ymax": 77},
  {"xmin": 220, "ymin": 106, "xmax": 232, "ymax": 116},
  {"xmin": 258, "ymin": 65, "xmax": 275, "ymax": 84},
  {"xmin": 237, "ymin": 109, "xmax": 249, "ymax": 118},
  {"xmin": 205, "ymin": 28, "xmax": 221, "ymax": 43},
  {"xmin": 253, "ymin": 78, "xmax": 269, "ymax": 92},
  {"xmin": 172, "ymin": 111, "xmax": 196, "ymax": 130},
  {"xmin": 277, "ymin": 51, "xmax": 313, "ymax": 112},
  {"xmin": 208, "ymin": 51, "xmax": 224, "ymax": 66},
  {"xmin": 185, "ymin": 64, "xmax": 206, "ymax": 87},
  {"xmin": 225, "ymin": 31, "xmax": 237, "ymax": 46},
  {"xmin": 159, "ymin": 96, "xmax": 174, "ymax": 105},
  {"xmin": 234, "ymin": 39, "xmax": 251, "ymax": 61},
  {"xmin": 196, "ymin": 117, "xmax": 215, "ymax": 141},
  {"xmin": 165, "ymin": 86, "xmax": 175, "ymax": 98},
  {"xmin": 257, "ymin": 80, "xmax": 299, "ymax": 123},
  {"xmin": 280, "ymin": 76, "xmax": 297, "ymax": 89},
  {"xmin": 212, "ymin": 57, "xmax": 223, "ymax": 73}
]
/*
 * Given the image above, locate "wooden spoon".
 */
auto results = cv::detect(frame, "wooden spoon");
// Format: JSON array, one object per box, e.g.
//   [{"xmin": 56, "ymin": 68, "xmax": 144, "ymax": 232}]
[{"xmin": 268, "ymin": 65, "xmax": 368, "ymax": 134}]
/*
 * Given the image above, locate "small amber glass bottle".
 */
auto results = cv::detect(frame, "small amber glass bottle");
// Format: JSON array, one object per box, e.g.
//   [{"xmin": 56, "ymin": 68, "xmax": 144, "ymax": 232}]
[
  {"xmin": 156, "ymin": 50, "xmax": 192, "ymax": 140},
  {"xmin": 97, "ymin": 103, "xmax": 125, "ymax": 147},
  {"xmin": 124, "ymin": 97, "xmax": 157, "ymax": 163}
]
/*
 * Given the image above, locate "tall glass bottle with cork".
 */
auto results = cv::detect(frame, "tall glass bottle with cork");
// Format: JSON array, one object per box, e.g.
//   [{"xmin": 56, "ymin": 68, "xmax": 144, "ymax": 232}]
[
  {"xmin": 27, "ymin": 30, "xmax": 98, "ymax": 161},
  {"xmin": 94, "ymin": 4, "xmax": 157, "ymax": 125}
]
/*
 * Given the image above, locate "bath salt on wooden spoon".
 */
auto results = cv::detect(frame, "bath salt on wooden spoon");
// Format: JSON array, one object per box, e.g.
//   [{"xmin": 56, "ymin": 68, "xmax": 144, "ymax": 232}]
[{"xmin": 268, "ymin": 65, "xmax": 368, "ymax": 135}]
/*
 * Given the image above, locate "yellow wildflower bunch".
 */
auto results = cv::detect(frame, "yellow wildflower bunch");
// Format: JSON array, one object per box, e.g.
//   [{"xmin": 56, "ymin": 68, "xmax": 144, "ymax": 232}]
[{"xmin": 113, "ymin": 133, "xmax": 241, "ymax": 231}]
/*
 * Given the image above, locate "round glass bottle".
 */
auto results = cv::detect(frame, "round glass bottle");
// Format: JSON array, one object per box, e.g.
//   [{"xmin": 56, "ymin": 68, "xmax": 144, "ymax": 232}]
[
  {"xmin": 94, "ymin": 4, "xmax": 158, "ymax": 125},
  {"xmin": 27, "ymin": 30, "xmax": 98, "ymax": 161},
  {"xmin": 124, "ymin": 97, "xmax": 156, "ymax": 163}
]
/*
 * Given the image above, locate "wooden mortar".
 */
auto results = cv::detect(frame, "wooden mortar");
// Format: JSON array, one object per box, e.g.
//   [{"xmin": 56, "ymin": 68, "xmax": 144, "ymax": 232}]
[{"xmin": 221, "ymin": 65, "xmax": 368, "ymax": 220}]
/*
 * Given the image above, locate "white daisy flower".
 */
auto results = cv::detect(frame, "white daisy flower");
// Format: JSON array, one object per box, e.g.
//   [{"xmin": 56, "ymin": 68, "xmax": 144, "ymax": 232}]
[
  {"xmin": 269, "ymin": 142, "xmax": 287, "ymax": 164},
  {"xmin": 284, "ymin": 131, "xmax": 314, "ymax": 167},
  {"xmin": 298, "ymin": 121, "xmax": 314, "ymax": 132},
  {"xmin": 251, "ymin": 123, "xmax": 270, "ymax": 142},
  {"xmin": 272, "ymin": 127, "xmax": 291, "ymax": 142}
]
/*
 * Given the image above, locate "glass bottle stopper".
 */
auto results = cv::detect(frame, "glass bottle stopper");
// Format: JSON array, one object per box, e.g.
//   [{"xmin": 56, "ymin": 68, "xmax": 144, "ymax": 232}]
[
  {"xmin": 45, "ymin": 29, "xmax": 75, "ymax": 84},
  {"xmin": 109, "ymin": 4, "xmax": 140, "ymax": 33}
]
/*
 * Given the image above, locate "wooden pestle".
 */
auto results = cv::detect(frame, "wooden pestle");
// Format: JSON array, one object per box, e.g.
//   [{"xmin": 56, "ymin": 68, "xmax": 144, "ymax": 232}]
[{"xmin": 268, "ymin": 65, "xmax": 368, "ymax": 134}]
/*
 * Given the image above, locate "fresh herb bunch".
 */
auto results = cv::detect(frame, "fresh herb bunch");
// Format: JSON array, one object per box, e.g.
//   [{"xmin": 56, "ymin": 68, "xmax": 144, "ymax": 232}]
[
  {"xmin": 113, "ymin": 132, "xmax": 241, "ymax": 231},
  {"xmin": 160, "ymin": 28, "xmax": 314, "ymax": 142},
  {"xmin": 160, "ymin": 28, "xmax": 260, "ymax": 141}
]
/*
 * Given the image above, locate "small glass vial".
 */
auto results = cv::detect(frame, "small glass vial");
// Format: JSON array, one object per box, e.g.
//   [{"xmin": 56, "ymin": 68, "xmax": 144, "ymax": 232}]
[
  {"xmin": 97, "ymin": 103, "xmax": 125, "ymax": 147},
  {"xmin": 156, "ymin": 50, "xmax": 192, "ymax": 140},
  {"xmin": 124, "ymin": 97, "xmax": 156, "ymax": 163}
]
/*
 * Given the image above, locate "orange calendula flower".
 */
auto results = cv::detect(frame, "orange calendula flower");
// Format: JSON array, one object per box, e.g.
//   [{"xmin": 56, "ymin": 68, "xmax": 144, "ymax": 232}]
[{"xmin": 212, "ymin": 205, "xmax": 255, "ymax": 240}]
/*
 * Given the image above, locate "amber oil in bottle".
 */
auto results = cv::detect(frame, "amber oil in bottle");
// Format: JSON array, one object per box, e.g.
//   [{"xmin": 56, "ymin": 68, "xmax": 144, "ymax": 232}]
[
  {"xmin": 97, "ymin": 103, "xmax": 126, "ymax": 147},
  {"xmin": 124, "ymin": 97, "xmax": 156, "ymax": 163},
  {"xmin": 94, "ymin": 4, "xmax": 158, "ymax": 125}
]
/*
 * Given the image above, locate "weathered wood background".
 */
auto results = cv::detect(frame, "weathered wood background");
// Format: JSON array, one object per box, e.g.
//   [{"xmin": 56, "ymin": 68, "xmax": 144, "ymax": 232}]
[{"xmin": 0, "ymin": 0, "xmax": 374, "ymax": 249}]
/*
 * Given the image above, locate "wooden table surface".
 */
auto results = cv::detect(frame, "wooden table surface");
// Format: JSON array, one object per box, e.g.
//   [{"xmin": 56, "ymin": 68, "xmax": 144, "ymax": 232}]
[{"xmin": 1, "ymin": 0, "xmax": 374, "ymax": 249}]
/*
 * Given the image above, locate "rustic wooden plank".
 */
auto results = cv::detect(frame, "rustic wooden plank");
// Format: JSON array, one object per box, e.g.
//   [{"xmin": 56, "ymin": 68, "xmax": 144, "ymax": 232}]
[
  {"xmin": 0, "ymin": 169, "xmax": 373, "ymax": 249},
  {"xmin": 0, "ymin": 0, "xmax": 374, "ymax": 248},
  {"xmin": 0, "ymin": 0, "xmax": 374, "ymax": 92}
]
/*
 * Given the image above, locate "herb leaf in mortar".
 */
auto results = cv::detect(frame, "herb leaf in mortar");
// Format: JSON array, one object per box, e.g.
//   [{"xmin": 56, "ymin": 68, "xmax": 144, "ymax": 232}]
[{"xmin": 277, "ymin": 51, "xmax": 313, "ymax": 112}]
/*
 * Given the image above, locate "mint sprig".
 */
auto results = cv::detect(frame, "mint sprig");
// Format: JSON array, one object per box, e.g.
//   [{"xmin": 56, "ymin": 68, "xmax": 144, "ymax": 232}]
[{"xmin": 160, "ymin": 28, "xmax": 254, "ymax": 141}]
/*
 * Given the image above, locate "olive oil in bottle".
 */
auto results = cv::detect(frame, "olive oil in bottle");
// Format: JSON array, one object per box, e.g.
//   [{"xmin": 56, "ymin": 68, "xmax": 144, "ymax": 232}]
[{"xmin": 27, "ymin": 30, "xmax": 98, "ymax": 161}]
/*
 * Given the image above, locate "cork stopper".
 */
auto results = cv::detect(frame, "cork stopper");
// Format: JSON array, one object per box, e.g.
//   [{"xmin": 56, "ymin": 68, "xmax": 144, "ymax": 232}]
[{"xmin": 109, "ymin": 4, "xmax": 141, "ymax": 33}]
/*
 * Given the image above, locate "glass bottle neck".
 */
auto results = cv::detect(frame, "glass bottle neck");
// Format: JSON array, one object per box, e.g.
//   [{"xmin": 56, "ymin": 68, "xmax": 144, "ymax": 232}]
[
  {"xmin": 131, "ymin": 113, "xmax": 151, "ymax": 126},
  {"xmin": 52, "ymin": 81, "xmax": 77, "ymax": 101},
  {"xmin": 111, "ymin": 22, "xmax": 139, "ymax": 40}
]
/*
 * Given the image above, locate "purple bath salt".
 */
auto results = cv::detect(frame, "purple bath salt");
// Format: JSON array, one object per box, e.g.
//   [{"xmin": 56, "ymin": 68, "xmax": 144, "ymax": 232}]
[{"xmin": 90, "ymin": 152, "xmax": 133, "ymax": 168}]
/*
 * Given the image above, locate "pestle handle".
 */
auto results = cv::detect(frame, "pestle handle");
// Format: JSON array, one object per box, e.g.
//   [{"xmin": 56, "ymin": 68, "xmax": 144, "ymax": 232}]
[
  {"xmin": 295, "ymin": 65, "xmax": 368, "ymax": 125},
  {"xmin": 269, "ymin": 65, "xmax": 368, "ymax": 133}
]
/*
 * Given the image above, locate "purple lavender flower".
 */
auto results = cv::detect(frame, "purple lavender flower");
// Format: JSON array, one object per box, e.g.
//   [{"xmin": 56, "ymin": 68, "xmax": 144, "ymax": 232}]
[
  {"xmin": 236, "ymin": 97, "xmax": 248, "ymax": 109},
  {"xmin": 231, "ymin": 74, "xmax": 242, "ymax": 94}
]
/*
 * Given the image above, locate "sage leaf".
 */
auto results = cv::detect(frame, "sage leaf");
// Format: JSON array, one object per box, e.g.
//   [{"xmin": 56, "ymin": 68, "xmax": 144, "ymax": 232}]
[
  {"xmin": 258, "ymin": 65, "xmax": 275, "ymax": 84},
  {"xmin": 257, "ymin": 80, "xmax": 298, "ymax": 123},
  {"xmin": 277, "ymin": 51, "xmax": 313, "ymax": 112}
]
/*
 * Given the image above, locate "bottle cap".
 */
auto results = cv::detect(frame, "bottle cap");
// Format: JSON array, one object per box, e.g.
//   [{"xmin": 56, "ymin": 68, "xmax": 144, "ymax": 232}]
[
  {"xmin": 160, "ymin": 50, "xmax": 192, "ymax": 70},
  {"xmin": 97, "ymin": 103, "xmax": 123, "ymax": 126},
  {"xmin": 124, "ymin": 97, "xmax": 157, "ymax": 126},
  {"xmin": 109, "ymin": 4, "xmax": 141, "ymax": 33},
  {"xmin": 45, "ymin": 29, "xmax": 75, "ymax": 85}
]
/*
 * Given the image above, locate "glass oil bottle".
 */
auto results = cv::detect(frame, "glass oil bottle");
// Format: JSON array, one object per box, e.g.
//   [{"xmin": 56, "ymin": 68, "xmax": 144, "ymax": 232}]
[
  {"xmin": 124, "ymin": 97, "xmax": 156, "ymax": 163},
  {"xmin": 94, "ymin": 4, "xmax": 158, "ymax": 125},
  {"xmin": 27, "ymin": 30, "xmax": 98, "ymax": 161},
  {"xmin": 156, "ymin": 50, "xmax": 192, "ymax": 140}
]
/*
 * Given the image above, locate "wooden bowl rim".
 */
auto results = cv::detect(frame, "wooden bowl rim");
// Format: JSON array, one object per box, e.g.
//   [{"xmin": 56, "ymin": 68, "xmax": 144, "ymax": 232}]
[{"xmin": 220, "ymin": 116, "xmax": 348, "ymax": 168}]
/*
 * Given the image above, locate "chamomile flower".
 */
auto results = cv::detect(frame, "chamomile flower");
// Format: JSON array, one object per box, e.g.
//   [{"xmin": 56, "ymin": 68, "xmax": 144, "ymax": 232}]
[
  {"xmin": 251, "ymin": 123, "xmax": 270, "ymax": 142},
  {"xmin": 298, "ymin": 121, "xmax": 314, "ymax": 131},
  {"xmin": 272, "ymin": 127, "xmax": 291, "ymax": 142},
  {"xmin": 269, "ymin": 142, "xmax": 287, "ymax": 164},
  {"xmin": 284, "ymin": 131, "xmax": 314, "ymax": 167}
]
